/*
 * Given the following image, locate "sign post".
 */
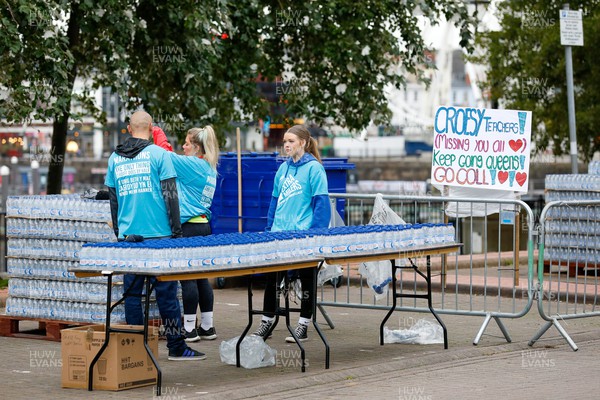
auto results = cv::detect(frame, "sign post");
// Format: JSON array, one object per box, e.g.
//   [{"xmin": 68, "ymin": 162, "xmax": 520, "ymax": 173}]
[{"xmin": 560, "ymin": 4, "xmax": 584, "ymax": 174}]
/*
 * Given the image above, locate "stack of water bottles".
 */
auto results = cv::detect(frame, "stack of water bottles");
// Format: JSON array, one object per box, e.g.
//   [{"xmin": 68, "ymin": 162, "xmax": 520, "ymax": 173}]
[
  {"xmin": 543, "ymin": 164, "xmax": 600, "ymax": 265},
  {"xmin": 76, "ymin": 223, "xmax": 456, "ymax": 274},
  {"xmin": 6, "ymin": 194, "xmax": 112, "ymax": 221},
  {"xmin": 3, "ymin": 195, "xmax": 159, "ymax": 323}
]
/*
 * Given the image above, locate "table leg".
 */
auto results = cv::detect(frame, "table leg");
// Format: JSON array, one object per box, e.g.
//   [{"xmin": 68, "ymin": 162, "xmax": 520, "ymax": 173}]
[
  {"xmin": 236, "ymin": 275, "xmax": 255, "ymax": 368},
  {"xmin": 283, "ymin": 271, "xmax": 306, "ymax": 372},
  {"xmin": 143, "ymin": 277, "xmax": 162, "ymax": 395},
  {"xmin": 88, "ymin": 275, "xmax": 162, "ymax": 393},
  {"xmin": 270, "ymin": 271, "xmax": 282, "ymax": 335},
  {"xmin": 312, "ymin": 262, "xmax": 330, "ymax": 369},
  {"xmin": 379, "ymin": 260, "xmax": 398, "ymax": 345},
  {"xmin": 88, "ymin": 273, "xmax": 113, "ymax": 391},
  {"xmin": 378, "ymin": 256, "xmax": 448, "ymax": 349},
  {"xmin": 425, "ymin": 256, "xmax": 448, "ymax": 349}
]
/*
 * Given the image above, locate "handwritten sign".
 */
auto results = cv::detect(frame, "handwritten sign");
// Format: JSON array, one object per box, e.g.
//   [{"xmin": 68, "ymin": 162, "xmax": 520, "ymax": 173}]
[{"xmin": 431, "ymin": 106, "xmax": 532, "ymax": 193}]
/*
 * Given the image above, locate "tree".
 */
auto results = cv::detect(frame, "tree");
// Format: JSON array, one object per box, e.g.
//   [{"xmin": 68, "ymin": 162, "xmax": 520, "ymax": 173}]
[
  {"xmin": 1, "ymin": 0, "xmax": 475, "ymax": 193},
  {"xmin": 471, "ymin": 0, "xmax": 600, "ymax": 161}
]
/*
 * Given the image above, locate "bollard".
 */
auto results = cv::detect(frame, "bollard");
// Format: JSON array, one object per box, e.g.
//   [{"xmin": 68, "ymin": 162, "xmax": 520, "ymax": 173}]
[
  {"xmin": 0, "ymin": 165, "xmax": 8, "ymax": 274},
  {"xmin": 31, "ymin": 160, "xmax": 40, "ymax": 195},
  {"xmin": 0, "ymin": 165, "xmax": 8, "ymax": 210},
  {"xmin": 10, "ymin": 156, "xmax": 19, "ymax": 194}
]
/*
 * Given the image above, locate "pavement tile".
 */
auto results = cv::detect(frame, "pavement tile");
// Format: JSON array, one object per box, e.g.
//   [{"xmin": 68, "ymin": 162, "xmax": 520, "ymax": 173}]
[{"xmin": 1, "ymin": 286, "xmax": 600, "ymax": 399}]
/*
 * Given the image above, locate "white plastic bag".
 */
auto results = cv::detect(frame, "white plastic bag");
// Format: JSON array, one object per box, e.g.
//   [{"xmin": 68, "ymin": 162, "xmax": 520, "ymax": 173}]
[
  {"xmin": 319, "ymin": 199, "xmax": 344, "ymax": 286},
  {"xmin": 281, "ymin": 264, "xmax": 343, "ymax": 292},
  {"xmin": 219, "ymin": 335, "xmax": 276, "ymax": 369},
  {"xmin": 367, "ymin": 193, "xmax": 407, "ymax": 226},
  {"xmin": 359, "ymin": 194, "xmax": 407, "ymax": 300},
  {"xmin": 317, "ymin": 264, "xmax": 343, "ymax": 286},
  {"xmin": 358, "ymin": 261, "xmax": 392, "ymax": 301},
  {"xmin": 329, "ymin": 199, "xmax": 345, "ymax": 228},
  {"xmin": 383, "ymin": 319, "xmax": 443, "ymax": 345}
]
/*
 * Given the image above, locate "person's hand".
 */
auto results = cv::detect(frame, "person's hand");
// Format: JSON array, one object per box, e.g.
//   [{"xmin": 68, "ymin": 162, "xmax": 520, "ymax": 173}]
[
  {"xmin": 125, "ymin": 234, "xmax": 144, "ymax": 242},
  {"xmin": 152, "ymin": 126, "xmax": 165, "ymax": 137},
  {"xmin": 153, "ymin": 126, "xmax": 173, "ymax": 151}
]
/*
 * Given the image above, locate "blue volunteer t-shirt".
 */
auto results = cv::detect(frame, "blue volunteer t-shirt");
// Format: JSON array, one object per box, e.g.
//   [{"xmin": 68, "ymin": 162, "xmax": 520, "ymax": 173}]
[
  {"xmin": 105, "ymin": 145, "xmax": 176, "ymax": 238},
  {"xmin": 271, "ymin": 155, "xmax": 329, "ymax": 232},
  {"xmin": 168, "ymin": 153, "xmax": 217, "ymax": 223}
]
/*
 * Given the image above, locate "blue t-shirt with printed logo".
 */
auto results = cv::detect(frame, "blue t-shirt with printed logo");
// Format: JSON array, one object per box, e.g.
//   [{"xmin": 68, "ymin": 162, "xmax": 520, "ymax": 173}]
[
  {"xmin": 168, "ymin": 153, "xmax": 217, "ymax": 223},
  {"xmin": 271, "ymin": 153, "xmax": 329, "ymax": 232},
  {"xmin": 105, "ymin": 145, "xmax": 176, "ymax": 238}
]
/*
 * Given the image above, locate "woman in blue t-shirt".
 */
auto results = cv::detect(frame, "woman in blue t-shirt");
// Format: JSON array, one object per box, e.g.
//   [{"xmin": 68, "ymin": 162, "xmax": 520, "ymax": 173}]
[
  {"xmin": 154, "ymin": 126, "xmax": 219, "ymax": 342},
  {"xmin": 252, "ymin": 125, "xmax": 331, "ymax": 343}
]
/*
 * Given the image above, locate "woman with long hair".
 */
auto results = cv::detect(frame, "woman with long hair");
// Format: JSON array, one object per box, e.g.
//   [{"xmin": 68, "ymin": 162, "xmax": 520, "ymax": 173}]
[
  {"xmin": 153, "ymin": 125, "xmax": 219, "ymax": 342},
  {"xmin": 252, "ymin": 124, "xmax": 331, "ymax": 342}
]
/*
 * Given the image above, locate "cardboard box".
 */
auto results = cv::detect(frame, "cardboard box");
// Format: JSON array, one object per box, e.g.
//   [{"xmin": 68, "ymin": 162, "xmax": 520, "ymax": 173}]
[{"xmin": 61, "ymin": 324, "xmax": 159, "ymax": 391}]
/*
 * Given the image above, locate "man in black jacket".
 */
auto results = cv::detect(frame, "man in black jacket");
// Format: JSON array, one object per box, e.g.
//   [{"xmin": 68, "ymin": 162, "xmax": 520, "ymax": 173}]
[{"xmin": 105, "ymin": 110, "xmax": 205, "ymax": 360}]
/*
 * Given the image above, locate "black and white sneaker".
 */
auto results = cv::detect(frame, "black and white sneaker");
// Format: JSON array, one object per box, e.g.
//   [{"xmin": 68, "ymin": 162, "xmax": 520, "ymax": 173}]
[
  {"xmin": 168, "ymin": 347, "xmax": 206, "ymax": 361},
  {"xmin": 184, "ymin": 328, "xmax": 200, "ymax": 342},
  {"xmin": 252, "ymin": 320, "xmax": 274, "ymax": 340},
  {"xmin": 285, "ymin": 324, "xmax": 308, "ymax": 343},
  {"xmin": 198, "ymin": 326, "xmax": 217, "ymax": 340}
]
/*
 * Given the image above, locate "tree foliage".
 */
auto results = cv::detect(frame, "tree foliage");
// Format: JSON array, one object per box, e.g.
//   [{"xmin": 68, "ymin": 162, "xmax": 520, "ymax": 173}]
[
  {"xmin": 1, "ymin": 0, "xmax": 475, "ymax": 193},
  {"xmin": 471, "ymin": 0, "xmax": 600, "ymax": 161}
]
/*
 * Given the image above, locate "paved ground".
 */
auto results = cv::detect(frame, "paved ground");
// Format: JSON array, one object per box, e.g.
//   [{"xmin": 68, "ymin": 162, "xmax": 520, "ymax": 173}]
[{"xmin": 2, "ymin": 284, "xmax": 600, "ymax": 400}]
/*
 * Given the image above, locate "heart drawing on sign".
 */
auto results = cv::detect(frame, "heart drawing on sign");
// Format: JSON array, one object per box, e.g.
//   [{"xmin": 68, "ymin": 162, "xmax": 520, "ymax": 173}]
[
  {"xmin": 516, "ymin": 172, "xmax": 527, "ymax": 186},
  {"xmin": 509, "ymin": 139, "xmax": 523, "ymax": 152},
  {"xmin": 498, "ymin": 171, "xmax": 509, "ymax": 184}
]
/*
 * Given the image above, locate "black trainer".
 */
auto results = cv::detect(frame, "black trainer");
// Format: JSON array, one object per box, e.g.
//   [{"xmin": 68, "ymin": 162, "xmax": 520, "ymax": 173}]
[
  {"xmin": 252, "ymin": 319, "xmax": 274, "ymax": 340},
  {"xmin": 168, "ymin": 347, "xmax": 206, "ymax": 361},
  {"xmin": 285, "ymin": 323, "xmax": 308, "ymax": 343},
  {"xmin": 184, "ymin": 328, "xmax": 200, "ymax": 342},
  {"xmin": 198, "ymin": 326, "xmax": 217, "ymax": 340}
]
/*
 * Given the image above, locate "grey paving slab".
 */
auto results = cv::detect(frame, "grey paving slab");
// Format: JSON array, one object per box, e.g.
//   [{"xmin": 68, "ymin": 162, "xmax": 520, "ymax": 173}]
[{"xmin": 1, "ymin": 286, "xmax": 600, "ymax": 400}]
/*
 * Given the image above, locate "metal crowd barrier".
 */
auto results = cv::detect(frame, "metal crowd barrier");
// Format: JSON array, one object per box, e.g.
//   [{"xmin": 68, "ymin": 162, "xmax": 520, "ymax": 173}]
[
  {"xmin": 317, "ymin": 193, "xmax": 535, "ymax": 345},
  {"xmin": 529, "ymin": 200, "xmax": 600, "ymax": 351}
]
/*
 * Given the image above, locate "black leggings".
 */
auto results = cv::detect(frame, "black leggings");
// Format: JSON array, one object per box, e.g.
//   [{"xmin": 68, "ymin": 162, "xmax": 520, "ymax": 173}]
[
  {"xmin": 262, "ymin": 268, "xmax": 316, "ymax": 320},
  {"xmin": 180, "ymin": 222, "xmax": 214, "ymax": 315}
]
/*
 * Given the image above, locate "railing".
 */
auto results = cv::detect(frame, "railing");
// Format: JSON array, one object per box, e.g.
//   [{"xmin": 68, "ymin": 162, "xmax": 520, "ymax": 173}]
[
  {"xmin": 318, "ymin": 193, "xmax": 535, "ymax": 345},
  {"xmin": 529, "ymin": 200, "xmax": 600, "ymax": 351}
]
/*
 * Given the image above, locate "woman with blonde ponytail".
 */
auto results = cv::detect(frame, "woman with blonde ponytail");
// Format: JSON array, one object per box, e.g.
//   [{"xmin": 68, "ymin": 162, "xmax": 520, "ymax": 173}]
[
  {"xmin": 252, "ymin": 124, "xmax": 331, "ymax": 343},
  {"xmin": 153, "ymin": 125, "xmax": 220, "ymax": 342}
]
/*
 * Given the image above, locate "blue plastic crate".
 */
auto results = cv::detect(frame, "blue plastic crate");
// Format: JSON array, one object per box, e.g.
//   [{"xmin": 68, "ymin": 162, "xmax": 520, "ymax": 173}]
[{"xmin": 210, "ymin": 153, "xmax": 354, "ymax": 234}]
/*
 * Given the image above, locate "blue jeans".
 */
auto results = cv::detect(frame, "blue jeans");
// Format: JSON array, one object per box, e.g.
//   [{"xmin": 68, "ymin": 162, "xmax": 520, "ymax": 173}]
[{"xmin": 124, "ymin": 274, "xmax": 186, "ymax": 353}]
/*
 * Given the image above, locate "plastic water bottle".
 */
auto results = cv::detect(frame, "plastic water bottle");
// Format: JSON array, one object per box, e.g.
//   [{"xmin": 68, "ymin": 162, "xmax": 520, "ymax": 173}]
[{"xmin": 5, "ymin": 297, "xmax": 15, "ymax": 315}]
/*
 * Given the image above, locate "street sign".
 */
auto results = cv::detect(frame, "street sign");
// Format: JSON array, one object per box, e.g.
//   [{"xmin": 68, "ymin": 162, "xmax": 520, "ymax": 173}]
[{"xmin": 560, "ymin": 9, "xmax": 583, "ymax": 46}]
